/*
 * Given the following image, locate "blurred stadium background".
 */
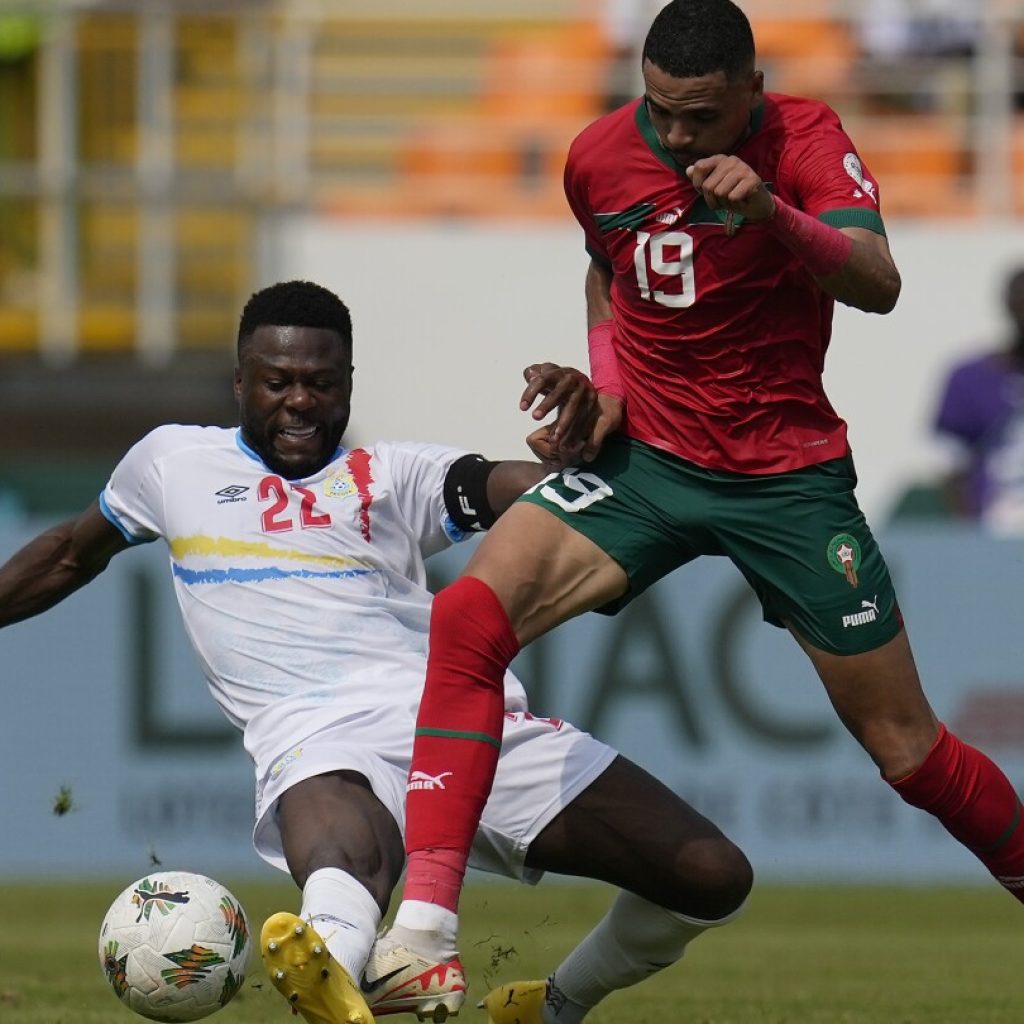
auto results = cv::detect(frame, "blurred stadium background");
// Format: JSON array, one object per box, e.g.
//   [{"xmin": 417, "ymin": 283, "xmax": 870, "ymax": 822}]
[
  {"xmin": 2, "ymin": 0, "xmax": 1024, "ymax": 517},
  {"xmin": 3, "ymin": 0, "xmax": 1024, "ymax": 896}
]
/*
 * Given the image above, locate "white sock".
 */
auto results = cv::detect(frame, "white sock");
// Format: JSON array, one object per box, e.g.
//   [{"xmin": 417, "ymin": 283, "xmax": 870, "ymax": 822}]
[
  {"xmin": 541, "ymin": 891, "xmax": 745, "ymax": 1024},
  {"xmin": 299, "ymin": 868, "xmax": 381, "ymax": 980},
  {"xmin": 390, "ymin": 899, "xmax": 459, "ymax": 960}
]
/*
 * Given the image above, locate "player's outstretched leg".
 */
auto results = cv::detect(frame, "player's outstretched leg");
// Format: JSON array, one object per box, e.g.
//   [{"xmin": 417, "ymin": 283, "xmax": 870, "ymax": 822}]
[
  {"xmin": 361, "ymin": 930, "xmax": 467, "ymax": 1022},
  {"xmin": 399, "ymin": 577, "xmax": 521, "ymax": 962},
  {"xmin": 261, "ymin": 912, "xmax": 376, "ymax": 1024},
  {"xmin": 477, "ymin": 892, "xmax": 740, "ymax": 1024}
]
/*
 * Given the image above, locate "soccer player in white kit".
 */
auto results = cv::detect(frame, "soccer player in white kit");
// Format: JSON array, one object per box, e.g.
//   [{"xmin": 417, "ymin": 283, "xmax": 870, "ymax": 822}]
[{"xmin": 0, "ymin": 281, "xmax": 751, "ymax": 1024}]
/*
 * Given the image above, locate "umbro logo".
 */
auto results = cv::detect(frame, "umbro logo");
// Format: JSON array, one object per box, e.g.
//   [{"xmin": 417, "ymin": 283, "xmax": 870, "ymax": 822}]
[
  {"xmin": 359, "ymin": 964, "xmax": 406, "ymax": 994},
  {"xmin": 216, "ymin": 484, "xmax": 249, "ymax": 504}
]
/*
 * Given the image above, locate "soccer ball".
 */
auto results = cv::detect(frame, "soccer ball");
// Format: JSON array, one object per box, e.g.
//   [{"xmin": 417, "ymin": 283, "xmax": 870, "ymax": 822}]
[{"xmin": 98, "ymin": 871, "xmax": 251, "ymax": 1022}]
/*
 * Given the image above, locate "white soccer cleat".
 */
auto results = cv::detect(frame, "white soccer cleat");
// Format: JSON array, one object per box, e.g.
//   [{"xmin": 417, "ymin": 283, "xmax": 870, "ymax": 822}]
[
  {"xmin": 261, "ymin": 911, "xmax": 375, "ymax": 1024},
  {"xmin": 477, "ymin": 980, "xmax": 547, "ymax": 1024},
  {"xmin": 360, "ymin": 932, "xmax": 467, "ymax": 1022}
]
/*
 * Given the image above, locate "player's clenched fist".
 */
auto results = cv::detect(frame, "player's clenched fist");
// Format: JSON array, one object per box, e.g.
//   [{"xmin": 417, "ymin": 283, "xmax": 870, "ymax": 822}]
[{"xmin": 685, "ymin": 154, "xmax": 775, "ymax": 222}]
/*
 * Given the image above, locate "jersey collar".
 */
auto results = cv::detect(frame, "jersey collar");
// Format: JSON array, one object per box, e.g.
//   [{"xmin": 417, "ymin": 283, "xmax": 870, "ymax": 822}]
[{"xmin": 234, "ymin": 428, "xmax": 346, "ymax": 479}]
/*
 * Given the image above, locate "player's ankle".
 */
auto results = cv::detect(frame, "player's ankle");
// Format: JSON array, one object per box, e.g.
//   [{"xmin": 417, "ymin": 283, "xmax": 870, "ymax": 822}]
[
  {"xmin": 394, "ymin": 898, "xmax": 457, "ymax": 935},
  {"xmin": 541, "ymin": 976, "xmax": 588, "ymax": 1024},
  {"xmin": 391, "ymin": 901, "xmax": 459, "ymax": 960}
]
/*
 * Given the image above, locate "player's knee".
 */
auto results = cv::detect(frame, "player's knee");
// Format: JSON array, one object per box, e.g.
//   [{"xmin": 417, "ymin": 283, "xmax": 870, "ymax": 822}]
[
  {"xmin": 859, "ymin": 717, "xmax": 940, "ymax": 782},
  {"xmin": 429, "ymin": 576, "xmax": 518, "ymax": 679},
  {"xmin": 431, "ymin": 577, "xmax": 481, "ymax": 634},
  {"xmin": 432, "ymin": 577, "xmax": 507, "ymax": 638},
  {"xmin": 668, "ymin": 836, "xmax": 753, "ymax": 921},
  {"xmin": 291, "ymin": 837, "xmax": 399, "ymax": 908}
]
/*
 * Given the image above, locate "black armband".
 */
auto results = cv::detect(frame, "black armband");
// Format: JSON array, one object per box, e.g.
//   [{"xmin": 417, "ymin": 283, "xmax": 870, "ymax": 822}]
[{"xmin": 443, "ymin": 454, "xmax": 500, "ymax": 532}]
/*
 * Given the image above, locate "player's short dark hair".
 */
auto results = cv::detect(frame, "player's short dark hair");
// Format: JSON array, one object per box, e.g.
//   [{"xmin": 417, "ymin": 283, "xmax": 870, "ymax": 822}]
[
  {"xmin": 643, "ymin": 0, "xmax": 755, "ymax": 81},
  {"xmin": 237, "ymin": 280, "xmax": 353, "ymax": 359}
]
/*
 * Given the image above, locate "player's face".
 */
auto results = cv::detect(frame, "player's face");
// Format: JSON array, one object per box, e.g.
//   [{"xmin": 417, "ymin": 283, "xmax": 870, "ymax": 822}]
[
  {"xmin": 234, "ymin": 325, "xmax": 353, "ymax": 479},
  {"xmin": 642, "ymin": 59, "xmax": 763, "ymax": 166}
]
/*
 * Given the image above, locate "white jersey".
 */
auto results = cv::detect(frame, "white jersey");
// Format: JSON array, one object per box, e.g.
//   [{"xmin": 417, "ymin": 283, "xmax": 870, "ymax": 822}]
[{"xmin": 100, "ymin": 425, "xmax": 528, "ymax": 768}]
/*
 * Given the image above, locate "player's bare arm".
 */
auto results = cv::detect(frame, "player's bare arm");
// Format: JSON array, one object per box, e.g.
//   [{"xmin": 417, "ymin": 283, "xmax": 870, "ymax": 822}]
[
  {"xmin": 484, "ymin": 460, "xmax": 554, "ymax": 517},
  {"xmin": 687, "ymin": 154, "xmax": 901, "ymax": 314},
  {"xmin": 815, "ymin": 226, "xmax": 901, "ymax": 314},
  {"xmin": 0, "ymin": 500, "xmax": 129, "ymax": 627},
  {"xmin": 585, "ymin": 259, "xmax": 614, "ymax": 327}
]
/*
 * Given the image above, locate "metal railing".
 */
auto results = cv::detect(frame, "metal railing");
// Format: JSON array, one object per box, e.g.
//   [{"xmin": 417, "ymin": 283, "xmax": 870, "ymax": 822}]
[{"xmin": 0, "ymin": 0, "xmax": 1021, "ymax": 361}]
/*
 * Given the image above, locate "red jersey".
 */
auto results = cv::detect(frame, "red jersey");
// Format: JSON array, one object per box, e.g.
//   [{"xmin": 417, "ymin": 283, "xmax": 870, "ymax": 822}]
[{"xmin": 564, "ymin": 93, "xmax": 888, "ymax": 474}]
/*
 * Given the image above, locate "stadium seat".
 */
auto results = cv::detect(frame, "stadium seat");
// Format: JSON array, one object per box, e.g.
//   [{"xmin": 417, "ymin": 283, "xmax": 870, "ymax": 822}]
[
  {"xmin": 378, "ymin": 19, "xmax": 606, "ymax": 220},
  {"xmin": 751, "ymin": 16, "xmax": 856, "ymax": 101},
  {"xmin": 852, "ymin": 114, "xmax": 975, "ymax": 217},
  {"xmin": 0, "ymin": 307, "xmax": 39, "ymax": 354}
]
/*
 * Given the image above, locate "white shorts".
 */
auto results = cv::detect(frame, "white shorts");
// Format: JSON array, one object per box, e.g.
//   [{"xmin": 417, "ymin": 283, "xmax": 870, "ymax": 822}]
[{"xmin": 253, "ymin": 708, "xmax": 617, "ymax": 884}]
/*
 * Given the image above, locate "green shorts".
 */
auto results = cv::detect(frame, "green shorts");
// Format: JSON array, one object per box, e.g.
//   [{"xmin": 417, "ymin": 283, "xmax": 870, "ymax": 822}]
[{"xmin": 518, "ymin": 435, "xmax": 901, "ymax": 656}]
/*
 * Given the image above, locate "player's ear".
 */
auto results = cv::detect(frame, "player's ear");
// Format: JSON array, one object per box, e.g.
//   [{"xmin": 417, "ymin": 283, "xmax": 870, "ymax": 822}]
[{"xmin": 233, "ymin": 366, "xmax": 243, "ymax": 402}]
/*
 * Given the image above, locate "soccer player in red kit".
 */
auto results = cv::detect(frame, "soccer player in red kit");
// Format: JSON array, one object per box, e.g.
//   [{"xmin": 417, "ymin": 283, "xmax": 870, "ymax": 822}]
[{"xmin": 383, "ymin": 4, "xmax": 1024, "ymax": 1021}]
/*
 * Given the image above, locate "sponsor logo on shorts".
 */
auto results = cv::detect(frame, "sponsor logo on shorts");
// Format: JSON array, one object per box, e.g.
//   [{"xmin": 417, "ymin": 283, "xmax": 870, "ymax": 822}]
[
  {"xmin": 406, "ymin": 770, "xmax": 453, "ymax": 792},
  {"xmin": 827, "ymin": 533, "xmax": 862, "ymax": 588},
  {"xmin": 269, "ymin": 746, "xmax": 303, "ymax": 779},
  {"xmin": 842, "ymin": 595, "xmax": 879, "ymax": 628}
]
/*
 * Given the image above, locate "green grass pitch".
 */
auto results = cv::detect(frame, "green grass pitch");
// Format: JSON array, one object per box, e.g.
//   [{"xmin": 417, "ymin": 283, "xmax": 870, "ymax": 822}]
[{"xmin": 0, "ymin": 880, "xmax": 1017, "ymax": 1023}]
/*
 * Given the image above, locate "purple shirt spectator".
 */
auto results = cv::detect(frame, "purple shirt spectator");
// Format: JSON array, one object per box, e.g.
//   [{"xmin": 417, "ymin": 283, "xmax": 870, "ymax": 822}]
[{"xmin": 934, "ymin": 268, "xmax": 1024, "ymax": 533}]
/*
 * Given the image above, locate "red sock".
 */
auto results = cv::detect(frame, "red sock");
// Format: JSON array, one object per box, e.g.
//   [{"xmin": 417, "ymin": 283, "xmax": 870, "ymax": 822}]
[
  {"xmin": 403, "ymin": 576, "xmax": 520, "ymax": 912},
  {"xmin": 890, "ymin": 723, "xmax": 1024, "ymax": 901}
]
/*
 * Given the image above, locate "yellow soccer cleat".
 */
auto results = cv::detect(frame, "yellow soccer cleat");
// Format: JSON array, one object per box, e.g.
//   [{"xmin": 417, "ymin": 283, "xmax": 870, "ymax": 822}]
[
  {"xmin": 261, "ymin": 911, "xmax": 376, "ymax": 1024},
  {"xmin": 477, "ymin": 980, "xmax": 547, "ymax": 1024}
]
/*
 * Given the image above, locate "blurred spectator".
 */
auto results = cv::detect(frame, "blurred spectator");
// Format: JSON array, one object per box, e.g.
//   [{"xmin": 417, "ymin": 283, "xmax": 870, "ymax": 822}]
[
  {"xmin": 599, "ymin": 0, "xmax": 660, "ymax": 109},
  {"xmin": 857, "ymin": 0, "xmax": 980, "ymax": 114},
  {"xmin": 933, "ymin": 267, "xmax": 1024, "ymax": 533}
]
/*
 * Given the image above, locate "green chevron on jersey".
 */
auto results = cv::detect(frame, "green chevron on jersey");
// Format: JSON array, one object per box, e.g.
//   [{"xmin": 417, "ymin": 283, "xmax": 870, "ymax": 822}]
[{"xmin": 595, "ymin": 203, "xmax": 657, "ymax": 233}]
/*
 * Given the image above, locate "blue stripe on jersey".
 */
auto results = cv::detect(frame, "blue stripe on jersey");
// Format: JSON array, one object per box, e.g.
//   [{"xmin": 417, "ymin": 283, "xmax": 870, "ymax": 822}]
[
  {"xmin": 171, "ymin": 564, "xmax": 378, "ymax": 585},
  {"xmin": 98, "ymin": 491, "xmax": 154, "ymax": 545}
]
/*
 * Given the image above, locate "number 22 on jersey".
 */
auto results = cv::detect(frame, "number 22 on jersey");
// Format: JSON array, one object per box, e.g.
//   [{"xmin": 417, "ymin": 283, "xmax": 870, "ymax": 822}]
[
  {"xmin": 633, "ymin": 229, "xmax": 696, "ymax": 308},
  {"xmin": 258, "ymin": 476, "xmax": 332, "ymax": 533}
]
